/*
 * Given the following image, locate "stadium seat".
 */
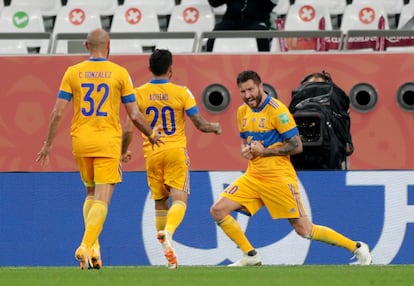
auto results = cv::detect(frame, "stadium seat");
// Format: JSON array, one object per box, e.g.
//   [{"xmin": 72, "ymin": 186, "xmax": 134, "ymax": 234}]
[
  {"xmin": 397, "ymin": 3, "xmax": 414, "ymax": 29},
  {"xmin": 0, "ymin": 7, "xmax": 45, "ymax": 32},
  {"xmin": 166, "ymin": 4, "xmax": 214, "ymax": 34},
  {"xmin": 51, "ymin": 6, "xmax": 102, "ymax": 54},
  {"xmin": 284, "ymin": 4, "xmax": 333, "ymax": 31},
  {"xmin": 341, "ymin": 2, "xmax": 389, "ymax": 32},
  {"xmin": 275, "ymin": 3, "xmax": 337, "ymax": 52},
  {"xmin": 110, "ymin": 5, "xmax": 160, "ymax": 53},
  {"xmin": 341, "ymin": 2, "xmax": 389, "ymax": 51},
  {"xmin": 273, "ymin": 0, "xmax": 291, "ymax": 16},
  {"xmin": 123, "ymin": 0, "xmax": 175, "ymax": 16},
  {"xmin": 0, "ymin": 40, "xmax": 28, "ymax": 54},
  {"xmin": 65, "ymin": 0, "xmax": 118, "ymax": 30},
  {"xmin": 65, "ymin": 0, "xmax": 119, "ymax": 16},
  {"xmin": 384, "ymin": 3, "xmax": 414, "ymax": 51},
  {"xmin": 294, "ymin": 0, "xmax": 347, "ymax": 16},
  {"xmin": 358, "ymin": 0, "xmax": 404, "ymax": 28},
  {"xmin": 0, "ymin": 7, "xmax": 50, "ymax": 53},
  {"xmin": 179, "ymin": 0, "xmax": 224, "ymax": 15},
  {"xmin": 384, "ymin": 0, "xmax": 404, "ymax": 15},
  {"xmin": 180, "ymin": 0, "xmax": 210, "ymax": 5},
  {"xmin": 156, "ymin": 4, "xmax": 215, "ymax": 53},
  {"xmin": 10, "ymin": 0, "xmax": 62, "ymax": 17},
  {"xmin": 212, "ymin": 37, "xmax": 258, "ymax": 53},
  {"xmin": 357, "ymin": 0, "xmax": 404, "ymax": 16},
  {"xmin": 111, "ymin": 5, "xmax": 160, "ymax": 33}
]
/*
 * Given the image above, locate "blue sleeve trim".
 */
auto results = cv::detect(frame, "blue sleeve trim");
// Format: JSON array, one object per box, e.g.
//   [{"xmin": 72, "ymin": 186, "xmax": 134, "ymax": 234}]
[
  {"xmin": 282, "ymin": 127, "xmax": 299, "ymax": 139},
  {"xmin": 58, "ymin": 90, "xmax": 72, "ymax": 101},
  {"xmin": 240, "ymin": 127, "xmax": 299, "ymax": 147},
  {"xmin": 122, "ymin": 93, "xmax": 136, "ymax": 104},
  {"xmin": 186, "ymin": 106, "xmax": 199, "ymax": 116}
]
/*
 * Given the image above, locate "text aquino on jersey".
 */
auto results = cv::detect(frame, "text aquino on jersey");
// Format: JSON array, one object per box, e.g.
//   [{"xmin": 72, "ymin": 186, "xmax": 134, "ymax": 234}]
[{"xmin": 149, "ymin": 94, "xmax": 168, "ymax": 101}]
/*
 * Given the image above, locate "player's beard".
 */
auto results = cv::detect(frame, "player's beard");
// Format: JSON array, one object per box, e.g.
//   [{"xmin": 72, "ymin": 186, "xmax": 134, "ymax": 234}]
[{"xmin": 246, "ymin": 90, "xmax": 264, "ymax": 109}]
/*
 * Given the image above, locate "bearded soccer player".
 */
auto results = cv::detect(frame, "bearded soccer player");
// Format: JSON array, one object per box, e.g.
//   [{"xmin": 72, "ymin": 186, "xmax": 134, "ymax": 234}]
[{"xmin": 210, "ymin": 70, "xmax": 372, "ymax": 266}]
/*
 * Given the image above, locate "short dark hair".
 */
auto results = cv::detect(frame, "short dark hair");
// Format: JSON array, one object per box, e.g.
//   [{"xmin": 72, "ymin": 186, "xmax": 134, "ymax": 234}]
[
  {"xmin": 149, "ymin": 49, "xmax": 172, "ymax": 76},
  {"xmin": 236, "ymin": 70, "xmax": 262, "ymax": 86},
  {"xmin": 300, "ymin": 70, "xmax": 332, "ymax": 84}
]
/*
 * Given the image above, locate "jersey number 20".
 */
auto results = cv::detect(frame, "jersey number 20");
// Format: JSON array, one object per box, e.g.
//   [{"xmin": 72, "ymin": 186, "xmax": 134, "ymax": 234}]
[{"xmin": 146, "ymin": 106, "xmax": 176, "ymax": 135}]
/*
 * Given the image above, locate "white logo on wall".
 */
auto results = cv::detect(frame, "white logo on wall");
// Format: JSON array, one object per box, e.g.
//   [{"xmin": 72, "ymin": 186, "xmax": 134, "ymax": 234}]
[{"xmin": 142, "ymin": 171, "xmax": 313, "ymax": 265}]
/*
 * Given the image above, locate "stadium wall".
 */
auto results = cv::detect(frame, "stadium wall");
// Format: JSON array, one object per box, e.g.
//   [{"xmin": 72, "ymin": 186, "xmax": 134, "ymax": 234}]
[
  {"xmin": 1, "ymin": 53, "xmax": 413, "ymax": 266},
  {"xmin": 0, "ymin": 53, "xmax": 413, "ymax": 171},
  {"xmin": 1, "ymin": 170, "xmax": 413, "ymax": 266}
]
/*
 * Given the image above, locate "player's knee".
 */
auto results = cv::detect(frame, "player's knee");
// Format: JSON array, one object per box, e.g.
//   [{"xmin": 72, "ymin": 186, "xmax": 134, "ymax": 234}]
[
  {"xmin": 294, "ymin": 228, "xmax": 311, "ymax": 239},
  {"xmin": 210, "ymin": 204, "xmax": 222, "ymax": 221},
  {"xmin": 301, "ymin": 233, "xmax": 312, "ymax": 240}
]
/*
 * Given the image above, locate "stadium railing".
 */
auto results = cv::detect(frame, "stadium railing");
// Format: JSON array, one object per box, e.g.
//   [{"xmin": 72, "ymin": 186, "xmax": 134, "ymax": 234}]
[{"xmin": 50, "ymin": 31, "xmax": 198, "ymax": 54}]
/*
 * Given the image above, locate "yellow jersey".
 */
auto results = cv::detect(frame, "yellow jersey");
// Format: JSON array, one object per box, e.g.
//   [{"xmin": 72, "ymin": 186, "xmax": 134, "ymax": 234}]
[
  {"xmin": 58, "ymin": 58, "xmax": 136, "ymax": 158},
  {"xmin": 134, "ymin": 79, "xmax": 198, "ymax": 157},
  {"xmin": 237, "ymin": 95, "xmax": 299, "ymax": 178}
]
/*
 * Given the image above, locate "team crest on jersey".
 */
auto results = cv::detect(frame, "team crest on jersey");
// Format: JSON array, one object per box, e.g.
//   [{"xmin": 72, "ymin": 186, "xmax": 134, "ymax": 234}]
[
  {"xmin": 259, "ymin": 118, "xmax": 265, "ymax": 128},
  {"xmin": 242, "ymin": 118, "xmax": 247, "ymax": 128},
  {"xmin": 279, "ymin": 113, "xmax": 290, "ymax": 124}
]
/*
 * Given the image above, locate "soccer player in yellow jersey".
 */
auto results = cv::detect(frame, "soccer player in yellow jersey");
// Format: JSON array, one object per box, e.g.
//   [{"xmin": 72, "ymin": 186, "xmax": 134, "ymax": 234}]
[
  {"xmin": 36, "ymin": 28, "xmax": 163, "ymax": 270},
  {"xmin": 121, "ymin": 49, "xmax": 222, "ymax": 269},
  {"xmin": 210, "ymin": 70, "xmax": 372, "ymax": 266}
]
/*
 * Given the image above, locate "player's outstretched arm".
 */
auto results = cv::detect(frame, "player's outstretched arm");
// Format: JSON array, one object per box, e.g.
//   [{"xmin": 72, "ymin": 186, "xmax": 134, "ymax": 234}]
[{"xmin": 189, "ymin": 113, "xmax": 222, "ymax": 134}]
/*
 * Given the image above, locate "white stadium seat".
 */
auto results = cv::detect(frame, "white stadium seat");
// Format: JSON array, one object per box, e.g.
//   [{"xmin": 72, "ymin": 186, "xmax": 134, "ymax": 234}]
[
  {"xmin": 10, "ymin": 0, "xmax": 62, "ymax": 17},
  {"xmin": 0, "ymin": 7, "xmax": 45, "ymax": 32},
  {"xmin": 0, "ymin": 41, "xmax": 28, "ymax": 55},
  {"xmin": 65, "ymin": 0, "xmax": 119, "ymax": 16},
  {"xmin": 123, "ymin": 0, "xmax": 175, "ymax": 16},
  {"xmin": 397, "ymin": 3, "xmax": 414, "ymax": 29},
  {"xmin": 156, "ymin": 4, "xmax": 215, "ymax": 53},
  {"xmin": 273, "ymin": 0, "xmax": 291, "ymax": 16},
  {"xmin": 341, "ymin": 2, "xmax": 389, "ymax": 32},
  {"xmin": 294, "ymin": 0, "xmax": 346, "ymax": 16},
  {"xmin": 285, "ymin": 3, "xmax": 333, "ymax": 31},
  {"xmin": 0, "ymin": 7, "xmax": 49, "ymax": 53},
  {"xmin": 274, "ymin": 3, "xmax": 336, "ymax": 52},
  {"xmin": 341, "ymin": 2, "xmax": 389, "ymax": 51},
  {"xmin": 355, "ymin": 0, "xmax": 404, "ymax": 16},
  {"xmin": 110, "ymin": 5, "xmax": 160, "ymax": 54},
  {"xmin": 166, "ymin": 4, "xmax": 214, "ymax": 34},
  {"xmin": 52, "ymin": 6, "xmax": 102, "ymax": 54},
  {"xmin": 212, "ymin": 37, "xmax": 258, "ymax": 53}
]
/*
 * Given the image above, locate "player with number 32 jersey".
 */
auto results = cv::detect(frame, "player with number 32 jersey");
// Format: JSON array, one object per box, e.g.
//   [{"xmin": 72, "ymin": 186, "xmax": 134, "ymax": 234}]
[{"xmin": 58, "ymin": 58, "xmax": 136, "ymax": 158}]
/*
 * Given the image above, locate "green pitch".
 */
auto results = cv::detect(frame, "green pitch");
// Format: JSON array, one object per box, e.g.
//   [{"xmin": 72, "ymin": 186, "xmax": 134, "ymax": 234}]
[{"xmin": 1, "ymin": 265, "xmax": 413, "ymax": 286}]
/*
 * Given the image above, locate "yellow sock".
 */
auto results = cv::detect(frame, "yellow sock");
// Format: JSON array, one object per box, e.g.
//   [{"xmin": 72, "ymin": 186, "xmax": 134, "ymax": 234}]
[
  {"xmin": 81, "ymin": 200, "xmax": 108, "ymax": 249},
  {"xmin": 164, "ymin": 200, "xmax": 187, "ymax": 236},
  {"xmin": 217, "ymin": 215, "xmax": 254, "ymax": 254},
  {"xmin": 155, "ymin": 210, "xmax": 168, "ymax": 231},
  {"xmin": 311, "ymin": 224, "xmax": 357, "ymax": 252},
  {"xmin": 83, "ymin": 196, "xmax": 101, "ymax": 250},
  {"xmin": 83, "ymin": 196, "xmax": 94, "ymax": 226}
]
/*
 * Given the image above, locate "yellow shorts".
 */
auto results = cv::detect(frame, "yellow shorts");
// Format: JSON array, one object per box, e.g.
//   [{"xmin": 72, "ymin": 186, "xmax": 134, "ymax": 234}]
[
  {"xmin": 75, "ymin": 157, "xmax": 122, "ymax": 187},
  {"xmin": 146, "ymin": 148, "xmax": 190, "ymax": 200},
  {"xmin": 221, "ymin": 172, "xmax": 307, "ymax": 219}
]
